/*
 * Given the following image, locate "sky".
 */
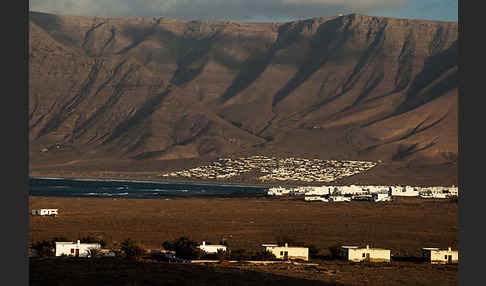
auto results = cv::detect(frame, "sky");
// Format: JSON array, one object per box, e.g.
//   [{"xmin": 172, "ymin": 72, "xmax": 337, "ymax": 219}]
[{"xmin": 29, "ymin": 0, "xmax": 458, "ymax": 22}]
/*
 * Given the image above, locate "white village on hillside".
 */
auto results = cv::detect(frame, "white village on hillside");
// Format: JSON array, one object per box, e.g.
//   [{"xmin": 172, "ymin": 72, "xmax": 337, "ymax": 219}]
[{"xmin": 160, "ymin": 155, "xmax": 377, "ymax": 182}]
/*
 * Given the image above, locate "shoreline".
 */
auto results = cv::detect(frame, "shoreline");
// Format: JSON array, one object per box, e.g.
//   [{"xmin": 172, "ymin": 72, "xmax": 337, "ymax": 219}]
[{"xmin": 29, "ymin": 176, "xmax": 271, "ymax": 189}]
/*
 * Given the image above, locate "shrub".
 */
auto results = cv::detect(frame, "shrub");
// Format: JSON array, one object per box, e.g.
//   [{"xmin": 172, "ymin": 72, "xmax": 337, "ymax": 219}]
[
  {"xmin": 251, "ymin": 250, "xmax": 277, "ymax": 261},
  {"xmin": 31, "ymin": 240, "xmax": 54, "ymax": 257},
  {"xmin": 328, "ymin": 243, "xmax": 342, "ymax": 259},
  {"xmin": 228, "ymin": 249, "xmax": 249, "ymax": 261},
  {"xmin": 162, "ymin": 237, "xmax": 204, "ymax": 260},
  {"xmin": 120, "ymin": 238, "xmax": 146, "ymax": 259},
  {"xmin": 87, "ymin": 248, "xmax": 101, "ymax": 258},
  {"xmin": 307, "ymin": 244, "xmax": 320, "ymax": 258}
]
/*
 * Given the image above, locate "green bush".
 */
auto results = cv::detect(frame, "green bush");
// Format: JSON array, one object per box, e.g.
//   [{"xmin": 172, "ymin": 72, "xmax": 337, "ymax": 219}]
[
  {"xmin": 162, "ymin": 237, "xmax": 204, "ymax": 260},
  {"xmin": 251, "ymin": 250, "xmax": 277, "ymax": 261},
  {"xmin": 328, "ymin": 243, "xmax": 342, "ymax": 259},
  {"xmin": 228, "ymin": 249, "xmax": 249, "ymax": 261},
  {"xmin": 120, "ymin": 238, "xmax": 146, "ymax": 259},
  {"xmin": 31, "ymin": 240, "xmax": 55, "ymax": 257},
  {"xmin": 307, "ymin": 244, "xmax": 320, "ymax": 258}
]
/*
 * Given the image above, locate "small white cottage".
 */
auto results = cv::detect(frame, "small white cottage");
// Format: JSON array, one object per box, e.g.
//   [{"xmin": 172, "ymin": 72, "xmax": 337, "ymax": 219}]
[
  {"xmin": 340, "ymin": 245, "xmax": 391, "ymax": 262},
  {"xmin": 372, "ymin": 193, "xmax": 392, "ymax": 202},
  {"xmin": 421, "ymin": 247, "xmax": 458, "ymax": 264},
  {"xmin": 304, "ymin": 196, "xmax": 328, "ymax": 202},
  {"xmin": 329, "ymin": 195, "xmax": 351, "ymax": 202},
  {"xmin": 197, "ymin": 241, "xmax": 227, "ymax": 254},
  {"xmin": 31, "ymin": 209, "xmax": 58, "ymax": 216},
  {"xmin": 55, "ymin": 240, "xmax": 101, "ymax": 257},
  {"xmin": 262, "ymin": 243, "xmax": 309, "ymax": 261}
]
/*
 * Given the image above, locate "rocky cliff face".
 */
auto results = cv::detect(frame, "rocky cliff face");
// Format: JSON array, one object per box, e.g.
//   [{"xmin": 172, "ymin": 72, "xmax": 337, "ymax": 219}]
[{"xmin": 29, "ymin": 11, "xmax": 458, "ymax": 168}]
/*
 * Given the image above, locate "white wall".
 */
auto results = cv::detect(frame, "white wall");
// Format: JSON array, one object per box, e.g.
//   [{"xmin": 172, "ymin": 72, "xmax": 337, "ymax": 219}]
[
  {"xmin": 55, "ymin": 241, "xmax": 100, "ymax": 257},
  {"xmin": 264, "ymin": 245, "xmax": 309, "ymax": 261},
  {"xmin": 198, "ymin": 243, "xmax": 227, "ymax": 254},
  {"xmin": 32, "ymin": 209, "xmax": 58, "ymax": 215},
  {"xmin": 343, "ymin": 247, "xmax": 390, "ymax": 262},
  {"xmin": 424, "ymin": 249, "xmax": 459, "ymax": 264}
]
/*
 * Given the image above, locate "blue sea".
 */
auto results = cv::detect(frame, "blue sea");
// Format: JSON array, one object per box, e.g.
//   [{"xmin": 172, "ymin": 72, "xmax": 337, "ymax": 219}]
[{"xmin": 29, "ymin": 177, "xmax": 269, "ymax": 199}]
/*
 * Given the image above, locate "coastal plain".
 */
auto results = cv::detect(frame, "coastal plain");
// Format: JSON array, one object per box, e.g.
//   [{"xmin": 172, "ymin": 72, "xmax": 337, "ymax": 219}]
[
  {"xmin": 29, "ymin": 195, "xmax": 458, "ymax": 286},
  {"xmin": 29, "ymin": 196, "xmax": 457, "ymax": 256}
]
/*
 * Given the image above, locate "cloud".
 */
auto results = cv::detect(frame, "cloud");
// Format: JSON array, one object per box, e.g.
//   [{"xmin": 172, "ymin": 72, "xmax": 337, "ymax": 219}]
[{"xmin": 29, "ymin": 0, "xmax": 407, "ymax": 21}]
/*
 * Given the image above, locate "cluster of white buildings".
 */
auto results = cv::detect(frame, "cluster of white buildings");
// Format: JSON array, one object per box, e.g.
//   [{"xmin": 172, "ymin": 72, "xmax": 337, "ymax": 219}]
[
  {"xmin": 160, "ymin": 156, "xmax": 377, "ymax": 183},
  {"xmin": 267, "ymin": 184, "xmax": 458, "ymax": 202},
  {"xmin": 31, "ymin": 209, "xmax": 58, "ymax": 216},
  {"xmin": 49, "ymin": 239, "xmax": 458, "ymax": 264},
  {"xmin": 195, "ymin": 242, "xmax": 458, "ymax": 264},
  {"xmin": 339, "ymin": 245, "xmax": 458, "ymax": 264}
]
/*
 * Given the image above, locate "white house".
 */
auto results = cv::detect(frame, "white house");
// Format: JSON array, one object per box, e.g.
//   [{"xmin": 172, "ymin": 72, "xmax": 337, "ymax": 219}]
[
  {"xmin": 392, "ymin": 186, "xmax": 419, "ymax": 197},
  {"xmin": 372, "ymin": 192, "xmax": 392, "ymax": 202},
  {"xmin": 339, "ymin": 245, "xmax": 391, "ymax": 262},
  {"xmin": 262, "ymin": 243, "xmax": 309, "ymax": 261},
  {"xmin": 197, "ymin": 241, "xmax": 227, "ymax": 254},
  {"xmin": 421, "ymin": 247, "xmax": 458, "ymax": 264},
  {"xmin": 329, "ymin": 195, "xmax": 351, "ymax": 202},
  {"xmin": 55, "ymin": 240, "xmax": 101, "ymax": 257},
  {"xmin": 304, "ymin": 196, "xmax": 328, "ymax": 202},
  {"xmin": 31, "ymin": 209, "xmax": 58, "ymax": 216}
]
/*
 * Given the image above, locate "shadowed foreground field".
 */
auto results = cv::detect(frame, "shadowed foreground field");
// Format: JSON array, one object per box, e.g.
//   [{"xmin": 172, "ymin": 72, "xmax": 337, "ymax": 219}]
[
  {"xmin": 29, "ymin": 196, "xmax": 457, "ymax": 257},
  {"xmin": 29, "ymin": 256, "xmax": 458, "ymax": 286}
]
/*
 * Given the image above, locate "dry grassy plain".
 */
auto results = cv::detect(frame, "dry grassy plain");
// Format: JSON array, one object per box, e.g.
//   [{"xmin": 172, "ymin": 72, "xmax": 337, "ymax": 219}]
[
  {"xmin": 29, "ymin": 196, "xmax": 458, "ymax": 286},
  {"xmin": 29, "ymin": 196, "xmax": 457, "ymax": 257}
]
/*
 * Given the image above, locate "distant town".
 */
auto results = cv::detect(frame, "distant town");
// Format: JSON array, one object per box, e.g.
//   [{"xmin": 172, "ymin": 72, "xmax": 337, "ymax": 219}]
[{"xmin": 267, "ymin": 184, "xmax": 458, "ymax": 202}]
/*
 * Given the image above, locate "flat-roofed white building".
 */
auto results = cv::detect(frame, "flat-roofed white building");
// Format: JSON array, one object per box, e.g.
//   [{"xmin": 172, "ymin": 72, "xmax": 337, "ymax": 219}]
[
  {"xmin": 329, "ymin": 195, "xmax": 351, "ymax": 202},
  {"xmin": 262, "ymin": 243, "xmax": 309, "ymax": 261},
  {"xmin": 372, "ymin": 192, "xmax": 392, "ymax": 202},
  {"xmin": 422, "ymin": 247, "xmax": 458, "ymax": 264},
  {"xmin": 55, "ymin": 240, "xmax": 100, "ymax": 257},
  {"xmin": 392, "ymin": 186, "xmax": 419, "ymax": 197},
  {"xmin": 197, "ymin": 241, "xmax": 227, "ymax": 254},
  {"xmin": 340, "ymin": 245, "xmax": 391, "ymax": 262},
  {"xmin": 304, "ymin": 196, "xmax": 328, "ymax": 202},
  {"xmin": 31, "ymin": 209, "xmax": 58, "ymax": 216}
]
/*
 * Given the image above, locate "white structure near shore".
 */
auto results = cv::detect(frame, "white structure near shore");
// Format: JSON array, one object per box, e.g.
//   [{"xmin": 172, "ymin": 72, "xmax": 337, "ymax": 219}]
[
  {"xmin": 31, "ymin": 209, "xmax": 58, "ymax": 216},
  {"xmin": 55, "ymin": 240, "xmax": 100, "ymax": 257},
  {"xmin": 267, "ymin": 185, "xmax": 458, "ymax": 200},
  {"xmin": 198, "ymin": 241, "xmax": 227, "ymax": 254},
  {"xmin": 262, "ymin": 243, "xmax": 309, "ymax": 261},
  {"xmin": 304, "ymin": 196, "xmax": 329, "ymax": 202},
  {"xmin": 421, "ymin": 247, "xmax": 458, "ymax": 264},
  {"xmin": 340, "ymin": 245, "xmax": 391, "ymax": 262}
]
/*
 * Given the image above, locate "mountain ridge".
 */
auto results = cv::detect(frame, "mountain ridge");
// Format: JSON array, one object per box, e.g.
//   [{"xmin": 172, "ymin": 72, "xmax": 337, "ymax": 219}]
[{"xmin": 29, "ymin": 11, "xmax": 458, "ymax": 184}]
